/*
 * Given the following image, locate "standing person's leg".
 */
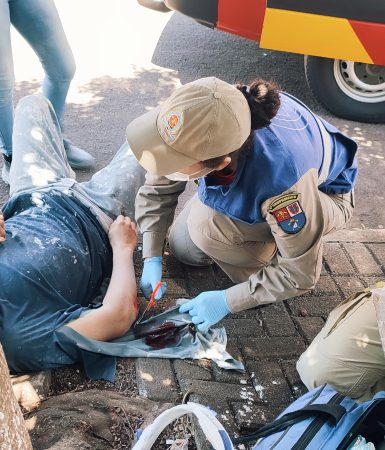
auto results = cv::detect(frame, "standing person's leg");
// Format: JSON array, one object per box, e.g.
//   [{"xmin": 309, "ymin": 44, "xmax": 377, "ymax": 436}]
[
  {"xmin": 9, "ymin": 0, "xmax": 94, "ymax": 169},
  {"xmin": 0, "ymin": 0, "xmax": 15, "ymax": 182},
  {"xmin": 10, "ymin": 95, "xmax": 73, "ymax": 196},
  {"xmin": 9, "ymin": 0, "xmax": 74, "ymax": 122},
  {"xmin": 297, "ymin": 292, "xmax": 385, "ymax": 402},
  {"xmin": 169, "ymin": 194, "xmax": 277, "ymax": 282},
  {"xmin": 78, "ymin": 142, "xmax": 146, "ymax": 219}
]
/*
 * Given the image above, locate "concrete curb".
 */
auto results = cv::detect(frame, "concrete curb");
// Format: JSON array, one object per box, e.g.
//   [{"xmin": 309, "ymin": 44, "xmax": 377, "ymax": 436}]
[{"xmin": 326, "ymin": 229, "xmax": 385, "ymax": 243}]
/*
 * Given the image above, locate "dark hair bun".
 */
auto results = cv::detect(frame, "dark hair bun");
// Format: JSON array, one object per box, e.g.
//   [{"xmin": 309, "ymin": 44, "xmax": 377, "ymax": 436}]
[{"xmin": 237, "ymin": 79, "xmax": 281, "ymax": 130}]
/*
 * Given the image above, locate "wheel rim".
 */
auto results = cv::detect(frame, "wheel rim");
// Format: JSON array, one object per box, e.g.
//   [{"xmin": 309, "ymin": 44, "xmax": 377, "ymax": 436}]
[{"xmin": 333, "ymin": 60, "xmax": 385, "ymax": 103}]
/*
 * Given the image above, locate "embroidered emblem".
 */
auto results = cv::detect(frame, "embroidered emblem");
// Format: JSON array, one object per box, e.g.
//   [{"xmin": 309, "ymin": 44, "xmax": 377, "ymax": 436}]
[
  {"xmin": 269, "ymin": 195, "xmax": 306, "ymax": 234},
  {"xmin": 268, "ymin": 193, "xmax": 299, "ymax": 212},
  {"xmin": 161, "ymin": 111, "xmax": 183, "ymax": 141},
  {"xmin": 273, "ymin": 207, "xmax": 290, "ymax": 223}
]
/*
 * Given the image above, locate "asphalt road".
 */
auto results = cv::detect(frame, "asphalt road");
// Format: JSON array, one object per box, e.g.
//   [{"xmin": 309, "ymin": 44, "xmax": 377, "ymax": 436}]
[{"xmin": 4, "ymin": 2, "xmax": 385, "ymax": 229}]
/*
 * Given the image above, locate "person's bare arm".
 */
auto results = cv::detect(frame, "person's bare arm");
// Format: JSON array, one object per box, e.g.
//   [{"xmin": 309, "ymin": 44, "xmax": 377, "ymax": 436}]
[
  {"xmin": 67, "ymin": 215, "xmax": 139, "ymax": 340},
  {"xmin": 0, "ymin": 212, "xmax": 6, "ymax": 243}
]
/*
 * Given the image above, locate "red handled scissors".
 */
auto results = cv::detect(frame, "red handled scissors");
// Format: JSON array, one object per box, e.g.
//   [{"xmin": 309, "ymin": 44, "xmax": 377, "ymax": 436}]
[{"xmin": 135, "ymin": 281, "xmax": 164, "ymax": 326}]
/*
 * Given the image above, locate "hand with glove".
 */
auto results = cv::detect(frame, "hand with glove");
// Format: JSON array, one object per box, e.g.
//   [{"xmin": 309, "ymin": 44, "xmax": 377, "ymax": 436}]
[
  {"xmin": 140, "ymin": 256, "xmax": 167, "ymax": 300},
  {"xmin": 179, "ymin": 290, "xmax": 230, "ymax": 332}
]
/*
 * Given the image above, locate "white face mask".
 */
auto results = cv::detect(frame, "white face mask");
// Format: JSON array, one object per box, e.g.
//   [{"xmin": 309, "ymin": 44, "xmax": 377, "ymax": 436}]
[{"xmin": 165, "ymin": 167, "xmax": 213, "ymax": 181}]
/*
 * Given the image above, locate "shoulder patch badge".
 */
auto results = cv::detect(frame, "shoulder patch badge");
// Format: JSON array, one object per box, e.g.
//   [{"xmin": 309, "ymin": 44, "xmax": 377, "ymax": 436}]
[{"xmin": 268, "ymin": 194, "xmax": 306, "ymax": 234}]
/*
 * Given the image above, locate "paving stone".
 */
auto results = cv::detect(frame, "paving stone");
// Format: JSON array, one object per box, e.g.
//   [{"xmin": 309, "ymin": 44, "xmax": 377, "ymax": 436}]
[
  {"xmin": 287, "ymin": 295, "xmax": 342, "ymax": 317},
  {"xmin": 187, "ymin": 275, "xmax": 217, "ymax": 296},
  {"xmin": 363, "ymin": 277, "xmax": 385, "ymax": 289},
  {"xmin": 162, "ymin": 277, "xmax": 189, "ymax": 297},
  {"xmin": 189, "ymin": 398, "xmax": 239, "ymax": 444},
  {"xmin": 239, "ymin": 336, "xmax": 306, "ymax": 360},
  {"xmin": 367, "ymin": 244, "xmax": 385, "ymax": 268},
  {"xmin": 179, "ymin": 380, "xmax": 260, "ymax": 436},
  {"xmin": 307, "ymin": 276, "xmax": 339, "ymax": 296},
  {"xmin": 232, "ymin": 401, "xmax": 282, "ymax": 431},
  {"xmin": 216, "ymin": 277, "xmax": 236, "ymax": 290},
  {"xmin": 185, "ymin": 264, "xmax": 215, "ymax": 279},
  {"xmin": 212, "ymin": 362, "xmax": 251, "ymax": 384},
  {"xmin": 231, "ymin": 309, "xmax": 259, "ymax": 319},
  {"xmin": 260, "ymin": 303, "xmax": 297, "ymax": 336},
  {"xmin": 173, "ymin": 360, "xmax": 212, "ymax": 382},
  {"xmin": 344, "ymin": 243, "xmax": 384, "ymax": 276},
  {"xmin": 334, "ymin": 276, "xmax": 365, "ymax": 298},
  {"xmin": 213, "ymin": 411, "xmax": 239, "ymax": 439},
  {"xmin": 137, "ymin": 295, "xmax": 176, "ymax": 316},
  {"xmin": 226, "ymin": 337, "xmax": 244, "ymax": 362},
  {"xmin": 221, "ymin": 318, "xmax": 266, "ymax": 337},
  {"xmin": 246, "ymin": 361, "xmax": 293, "ymax": 405},
  {"xmin": 136, "ymin": 358, "xmax": 179, "ymax": 402},
  {"xmin": 179, "ymin": 379, "xmax": 259, "ymax": 404},
  {"xmin": 212, "ymin": 265, "xmax": 235, "ymax": 290},
  {"xmin": 133, "ymin": 249, "xmax": 143, "ymax": 269},
  {"xmin": 163, "ymin": 253, "xmax": 187, "ymax": 277},
  {"xmin": 213, "ymin": 264, "xmax": 232, "ymax": 281},
  {"xmin": 280, "ymin": 360, "xmax": 308, "ymax": 398},
  {"xmin": 294, "ymin": 316, "xmax": 325, "ymax": 343},
  {"xmin": 323, "ymin": 243, "xmax": 356, "ymax": 275},
  {"xmin": 321, "ymin": 263, "xmax": 328, "ymax": 276}
]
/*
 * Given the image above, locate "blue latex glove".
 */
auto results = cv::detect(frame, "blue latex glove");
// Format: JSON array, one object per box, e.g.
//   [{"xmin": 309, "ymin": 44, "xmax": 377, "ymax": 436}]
[
  {"xmin": 179, "ymin": 290, "xmax": 230, "ymax": 332},
  {"xmin": 140, "ymin": 256, "xmax": 167, "ymax": 300}
]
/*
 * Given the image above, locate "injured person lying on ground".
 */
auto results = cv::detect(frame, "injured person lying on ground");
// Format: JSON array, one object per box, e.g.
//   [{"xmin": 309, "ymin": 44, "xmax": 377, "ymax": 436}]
[
  {"xmin": 0, "ymin": 94, "xmax": 141, "ymax": 380},
  {"xmin": 0, "ymin": 94, "xmax": 242, "ymax": 382}
]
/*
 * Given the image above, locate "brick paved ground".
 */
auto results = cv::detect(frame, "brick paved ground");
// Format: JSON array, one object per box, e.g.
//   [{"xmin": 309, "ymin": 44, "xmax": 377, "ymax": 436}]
[
  {"xmin": 134, "ymin": 229, "xmax": 385, "ymax": 446},
  {"xmin": 15, "ymin": 229, "xmax": 385, "ymax": 447}
]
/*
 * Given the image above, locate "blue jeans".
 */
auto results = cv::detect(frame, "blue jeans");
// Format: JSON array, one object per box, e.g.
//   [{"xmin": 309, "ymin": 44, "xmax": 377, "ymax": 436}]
[{"xmin": 0, "ymin": 0, "xmax": 75, "ymax": 156}]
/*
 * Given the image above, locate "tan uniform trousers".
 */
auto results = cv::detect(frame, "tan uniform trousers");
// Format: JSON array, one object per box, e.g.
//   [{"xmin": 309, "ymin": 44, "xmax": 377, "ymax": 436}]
[
  {"xmin": 297, "ymin": 292, "xmax": 385, "ymax": 402},
  {"xmin": 168, "ymin": 191, "xmax": 353, "ymax": 285},
  {"xmin": 169, "ymin": 194, "xmax": 276, "ymax": 282}
]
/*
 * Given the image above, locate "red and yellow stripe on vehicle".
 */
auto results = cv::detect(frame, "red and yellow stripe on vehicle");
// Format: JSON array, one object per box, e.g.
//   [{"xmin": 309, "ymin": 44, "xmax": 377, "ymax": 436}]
[{"xmin": 260, "ymin": 0, "xmax": 385, "ymax": 65}]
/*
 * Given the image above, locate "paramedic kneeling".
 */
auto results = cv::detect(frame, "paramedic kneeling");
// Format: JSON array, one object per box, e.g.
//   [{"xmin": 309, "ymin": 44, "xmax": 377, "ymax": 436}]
[{"xmin": 127, "ymin": 77, "xmax": 358, "ymax": 332}]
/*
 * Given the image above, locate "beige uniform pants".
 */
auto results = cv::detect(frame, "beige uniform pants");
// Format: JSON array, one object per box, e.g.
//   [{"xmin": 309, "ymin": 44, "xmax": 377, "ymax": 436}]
[
  {"xmin": 297, "ymin": 292, "xmax": 385, "ymax": 402},
  {"xmin": 169, "ymin": 194, "xmax": 276, "ymax": 282},
  {"xmin": 169, "ymin": 191, "xmax": 353, "ymax": 285}
]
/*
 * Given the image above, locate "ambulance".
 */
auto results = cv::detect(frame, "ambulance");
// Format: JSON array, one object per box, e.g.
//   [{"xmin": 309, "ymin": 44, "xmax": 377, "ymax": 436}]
[{"xmin": 139, "ymin": 0, "xmax": 385, "ymax": 123}]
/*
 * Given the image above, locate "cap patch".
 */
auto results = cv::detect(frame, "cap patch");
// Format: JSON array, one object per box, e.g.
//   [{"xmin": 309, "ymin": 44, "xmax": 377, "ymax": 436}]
[
  {"xmin": 268, "ymin": 194, "xmax": 306, "ymax": 234},
  {"xmin": 161, "ymin": 111, "xmax": 184, "ymax": 141}
]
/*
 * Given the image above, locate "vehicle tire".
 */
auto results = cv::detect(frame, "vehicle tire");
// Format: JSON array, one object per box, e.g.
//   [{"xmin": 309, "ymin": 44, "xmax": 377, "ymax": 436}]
[
  {"xmin": 137, "ymin": 0, "xmax": 170, "ymax": 13},
  {"xmin": 305, "ymin": 55, "xmax": 385, "ymax": 123}
]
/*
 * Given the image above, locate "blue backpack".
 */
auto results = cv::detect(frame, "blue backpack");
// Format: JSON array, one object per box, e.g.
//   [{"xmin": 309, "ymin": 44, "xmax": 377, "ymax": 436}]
[{"xmin": 233, "ymin": 384, "xmax": 385, "ymax": 449}]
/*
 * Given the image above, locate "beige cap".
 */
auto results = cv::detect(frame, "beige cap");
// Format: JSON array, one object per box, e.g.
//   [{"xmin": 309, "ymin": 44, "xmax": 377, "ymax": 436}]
[{"xmin": 126, "ymin": 77, "xmax": 251, "ymax": 176}]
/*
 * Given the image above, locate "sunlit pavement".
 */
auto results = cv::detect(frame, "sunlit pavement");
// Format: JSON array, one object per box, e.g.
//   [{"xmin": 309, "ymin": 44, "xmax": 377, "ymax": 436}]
[{"xmin": 6, "ymin": 1, "xmax": 385, "ymax": 444}]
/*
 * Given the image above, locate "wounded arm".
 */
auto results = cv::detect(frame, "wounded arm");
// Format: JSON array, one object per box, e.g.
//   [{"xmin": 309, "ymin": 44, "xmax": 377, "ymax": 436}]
[{"xmin": 67, "ymin": 247, "xmax": 138, "ymax": 341}]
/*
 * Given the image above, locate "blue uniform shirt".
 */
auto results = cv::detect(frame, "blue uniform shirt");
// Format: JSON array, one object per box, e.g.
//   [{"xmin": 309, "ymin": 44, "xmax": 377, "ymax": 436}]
[{"xmin": 198, "ymin": 93, "xmax": 358, "ymax": 224}]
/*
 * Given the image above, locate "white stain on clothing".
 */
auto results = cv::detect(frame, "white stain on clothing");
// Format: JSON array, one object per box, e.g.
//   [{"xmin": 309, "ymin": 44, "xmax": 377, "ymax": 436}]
[{"xmin": 33, "ymin": 237, "xmax": 45, "ymax": 249}]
